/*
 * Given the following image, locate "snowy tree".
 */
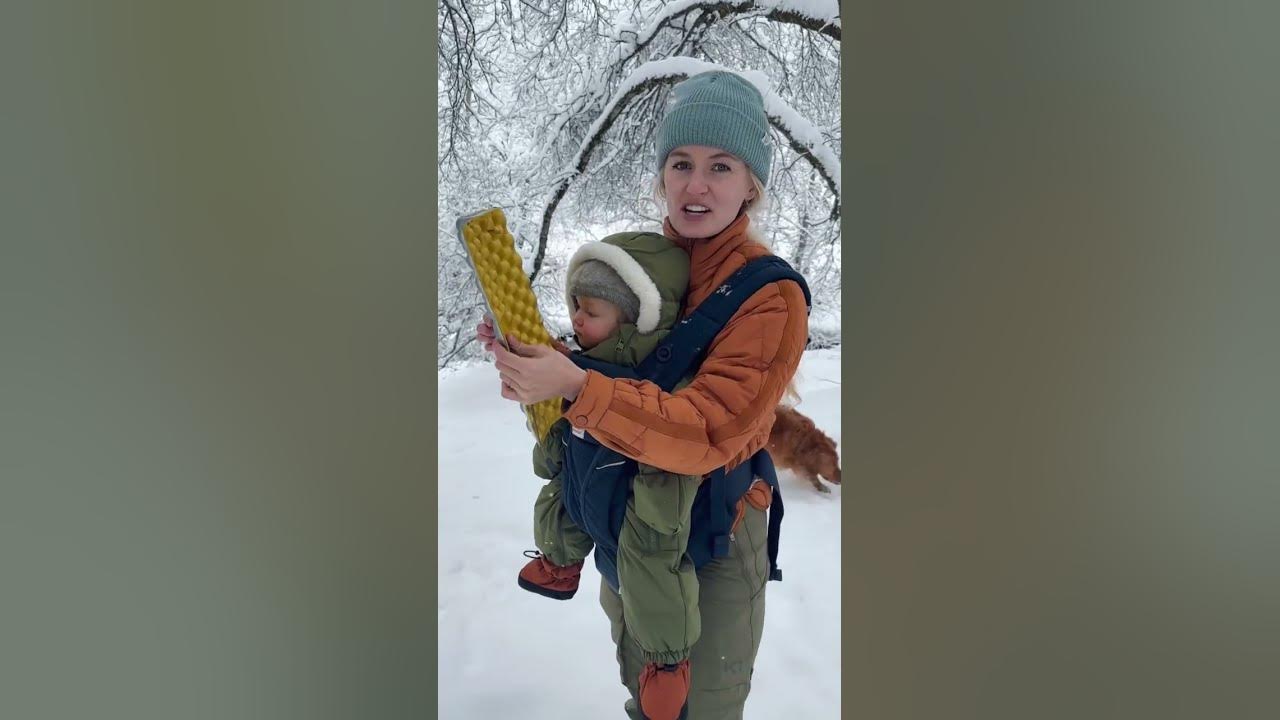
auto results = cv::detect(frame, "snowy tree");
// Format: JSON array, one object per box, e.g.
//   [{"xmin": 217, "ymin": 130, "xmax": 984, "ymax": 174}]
[{"xmin": 438, "ymin": 0, "xmax": 841, "ymax": 368}]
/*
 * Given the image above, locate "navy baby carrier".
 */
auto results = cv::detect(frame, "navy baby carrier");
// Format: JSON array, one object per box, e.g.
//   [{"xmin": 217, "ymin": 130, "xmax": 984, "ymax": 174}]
[{"xmin": 560, "ymin": 255, "xmax": 811, "ymax": 592}]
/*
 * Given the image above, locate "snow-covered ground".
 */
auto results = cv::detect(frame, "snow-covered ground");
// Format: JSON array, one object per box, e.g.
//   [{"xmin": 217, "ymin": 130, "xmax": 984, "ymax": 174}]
[{"xmin": 438, "ymin": 348, "xmax": 841, "ymax": 719}]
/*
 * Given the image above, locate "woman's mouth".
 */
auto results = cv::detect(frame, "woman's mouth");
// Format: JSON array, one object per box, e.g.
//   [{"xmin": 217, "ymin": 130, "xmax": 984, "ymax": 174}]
[{"xmin": 683, "ymin": 204, "xmax": 711, "ymax": 217}]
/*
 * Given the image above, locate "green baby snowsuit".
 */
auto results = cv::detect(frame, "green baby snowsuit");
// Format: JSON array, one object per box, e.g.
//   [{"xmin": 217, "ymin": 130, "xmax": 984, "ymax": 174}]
[{"xmin": 530, "ymin": 230, "xmax": 702, "ymax": 665}]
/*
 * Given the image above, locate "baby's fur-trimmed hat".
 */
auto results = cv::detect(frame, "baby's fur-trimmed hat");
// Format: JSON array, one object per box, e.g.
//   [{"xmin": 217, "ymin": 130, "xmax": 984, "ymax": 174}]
[
  {"xmin": 567, "ymin": 259, "xmax": 641, "ymax": 326},
  {"xmin": 564, "ymin": 233, "xmax": 680, "ymax": 335}
]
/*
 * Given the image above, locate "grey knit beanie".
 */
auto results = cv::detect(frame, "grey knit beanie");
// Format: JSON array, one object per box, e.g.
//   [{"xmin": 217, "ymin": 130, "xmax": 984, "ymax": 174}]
[
  {"xmin": 655, "ymin": 71, "xmax": 772, "ymax": 186},
  {"xmin": 567, "ymin": 259, "xmax": 641, "ymax": 325}
]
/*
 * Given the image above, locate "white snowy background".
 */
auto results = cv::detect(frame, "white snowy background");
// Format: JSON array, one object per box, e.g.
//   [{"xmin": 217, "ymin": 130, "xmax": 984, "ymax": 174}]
[
  {"xmin": 438, "ymin": 348, "xmax": 841, "ymax": 719},
  {"xmin": 438, "ymin": 0, "xmax": 841, "ymax": 368},
  {"xmin": 438, "ymin": 2, "xmax": 842, "ymax": 716}
]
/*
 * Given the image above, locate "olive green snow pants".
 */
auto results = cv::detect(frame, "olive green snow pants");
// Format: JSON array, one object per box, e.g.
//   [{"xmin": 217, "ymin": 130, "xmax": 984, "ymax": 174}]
[
  {"xmin": 533, "ymin": 468, "xmax": 702, "ymax": 665},
  {"xmin": 600, "ymin": 503, "xmax": 770, "ymax": 720}
]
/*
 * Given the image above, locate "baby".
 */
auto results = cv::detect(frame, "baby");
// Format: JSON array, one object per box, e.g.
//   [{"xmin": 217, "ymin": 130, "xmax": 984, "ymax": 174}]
[{"xmin": 518, "ymin": 231, "xmax": 700, "ymax": 713}]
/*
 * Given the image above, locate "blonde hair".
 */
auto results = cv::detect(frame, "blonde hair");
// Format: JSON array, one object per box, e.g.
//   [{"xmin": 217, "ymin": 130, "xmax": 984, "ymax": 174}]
[{"xmin": 780, "ymin": 373, "xmax": 802, "ymax": 408}]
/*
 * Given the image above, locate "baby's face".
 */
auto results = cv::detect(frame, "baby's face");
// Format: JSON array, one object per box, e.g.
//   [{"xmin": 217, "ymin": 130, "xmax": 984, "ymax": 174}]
[{"xmin": 571, "ymin": 295, "xmax": 622, "ymax": 349}]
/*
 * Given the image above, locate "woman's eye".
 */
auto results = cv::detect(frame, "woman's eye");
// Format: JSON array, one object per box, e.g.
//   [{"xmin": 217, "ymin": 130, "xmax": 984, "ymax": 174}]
[
  {"xmin": 713, "ymin": 163, "xmax": 731, "ymax": 172},
  {"xmin": 671, "ymin": 160, "xmax": 690, "ymax": 171}
]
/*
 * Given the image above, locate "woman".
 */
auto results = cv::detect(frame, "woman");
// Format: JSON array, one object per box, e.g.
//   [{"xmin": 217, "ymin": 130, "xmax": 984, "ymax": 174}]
[{"xmin": 478, "ymin": 71, "xmax": 809, "ymax": 720}]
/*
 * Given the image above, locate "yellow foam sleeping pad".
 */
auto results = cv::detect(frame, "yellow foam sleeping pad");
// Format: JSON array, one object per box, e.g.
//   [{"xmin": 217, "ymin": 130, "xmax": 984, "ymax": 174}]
[{"xmin": 457, "ymin": 208, "xmax": 563, "ymax": 441}]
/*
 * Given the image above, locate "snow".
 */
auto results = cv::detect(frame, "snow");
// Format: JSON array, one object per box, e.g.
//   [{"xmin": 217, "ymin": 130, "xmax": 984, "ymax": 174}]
[
  {"xmin": 632, "ymin": 0, "xmax": 716, "ymax": 49},
  {"xmin": 762, "ymin": 94, "xmax": 842, "ymax": 195},
  {"xmin": 631, "ymin": 0, "xmax": 840, "ymax": 49},
  {"xmin": 438, "ymin": 348, "xmax": 842, "ymax": 718},
  {"xmin": 760, "ymin": 0, "xmax": 841, "ymax": 24},
  {"xmin": 570, "ymin": 57, "xmax": 841, "ymax": 197}
]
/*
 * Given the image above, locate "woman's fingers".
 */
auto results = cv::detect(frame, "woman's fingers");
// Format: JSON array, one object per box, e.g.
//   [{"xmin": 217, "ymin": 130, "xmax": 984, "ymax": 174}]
[
  {"xmin": 493, "ymin": 345, "xmax": 524, "ymax": 377},
  {"xmin": 490, "ymin": 340, "xmax": 512, "ymax": 365},
  {"xmin": 500, "ymin": 369, "xmax": 529, "ymax": 395},
  {"xmin": 500, "ymin": 376, "xmax": 526, "ymax": 402},
  {"xmin": 475, "ymin": 316, "xmax": 498, "ymax": 353},
  {"xmin": 501, "ymin": 334, "xmax": 540, "ymax": 358},
  {"xmin": 493, "ymin": 335, "xmax": 582, "ymax": 404},
  {"xmin": 487, "ymin": 316, "xmax": 537, "ymax": 404}
]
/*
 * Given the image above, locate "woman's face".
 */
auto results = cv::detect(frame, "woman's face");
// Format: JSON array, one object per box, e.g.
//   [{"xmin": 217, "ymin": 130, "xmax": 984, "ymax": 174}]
[{"xmin": 662, "ymin": 145, "xmax": 756, "ymax": 238}]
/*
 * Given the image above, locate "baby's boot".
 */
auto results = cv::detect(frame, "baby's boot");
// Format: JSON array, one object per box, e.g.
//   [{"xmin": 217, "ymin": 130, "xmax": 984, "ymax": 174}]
[
  {"xmin": 638, "ymin": 659, "xmax": 691, "ymax": 720},
  {"xmin": 516, "ymin": 550, "xmax": 583, "ymax": 600}
]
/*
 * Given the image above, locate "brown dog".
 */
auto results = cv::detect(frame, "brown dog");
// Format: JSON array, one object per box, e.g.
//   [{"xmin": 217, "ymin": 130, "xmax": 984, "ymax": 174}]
[{"xmin": 767, "ymin": 405, "xmax": 842, "ymax": 493}]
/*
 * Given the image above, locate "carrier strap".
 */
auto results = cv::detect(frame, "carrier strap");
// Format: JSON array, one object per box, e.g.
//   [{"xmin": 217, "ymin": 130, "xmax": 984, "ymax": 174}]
[
  {"xmin": 755, "ymin": 451, "xmax": 784, "ymax": 582},
  {"xmin": 709, "ymin": 466, "xmax": 731, "ymax": 560},
  {"xmin": 570, "ymin": 255, "xmax": 811, "ymax": 391},
  {"xmin": 564, "ymin": 255, "xmax": 810, "ymax": 584},
  {"xmin": 638, "ymin": 255, "xmax": 812, "ymax": 392}
]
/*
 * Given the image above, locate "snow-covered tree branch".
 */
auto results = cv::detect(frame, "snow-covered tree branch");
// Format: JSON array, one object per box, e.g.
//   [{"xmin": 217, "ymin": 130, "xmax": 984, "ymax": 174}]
[
  {"xmin": 438, "ymin": 0, "xmax": 841, "ymax": 368},
  {"xmin": 530, "ymin": 57, "xmax": 840, "ymax": 281}
]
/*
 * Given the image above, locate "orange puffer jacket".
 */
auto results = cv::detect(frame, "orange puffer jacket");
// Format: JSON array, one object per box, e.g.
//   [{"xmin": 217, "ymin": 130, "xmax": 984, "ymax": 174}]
[{"xmin": 563, "ymin": 214, "xmax": 810, "ymax": 503}]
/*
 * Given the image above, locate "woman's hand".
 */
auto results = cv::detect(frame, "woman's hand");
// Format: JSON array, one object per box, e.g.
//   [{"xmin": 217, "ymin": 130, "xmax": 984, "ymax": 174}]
[
  {"xmin": 475, "ymin": 315, "xmax": 499, "ymax": 355},
  {"xmin": 494, "ymin": 334, "xmax": 588, "ymax": 404}
]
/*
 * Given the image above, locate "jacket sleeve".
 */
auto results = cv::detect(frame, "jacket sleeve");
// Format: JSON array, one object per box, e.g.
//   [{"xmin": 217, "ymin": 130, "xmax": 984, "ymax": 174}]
[
  {"xmin": 532, "ymin": 420, "xmax": 567, "ymax": 480},
  {"xmin": 562, "ymin": 280, "xmax": 808, "ymax": 476}
]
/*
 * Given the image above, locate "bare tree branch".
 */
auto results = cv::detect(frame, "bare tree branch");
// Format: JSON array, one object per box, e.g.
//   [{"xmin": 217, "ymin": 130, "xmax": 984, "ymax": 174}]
[
  {"xmin": 439, "ymin": 0, "xmax": 842, "ymax": 364},
  {"xmin": 529, "ymin": 63, "xmax": 839, "ymax": 281}
]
